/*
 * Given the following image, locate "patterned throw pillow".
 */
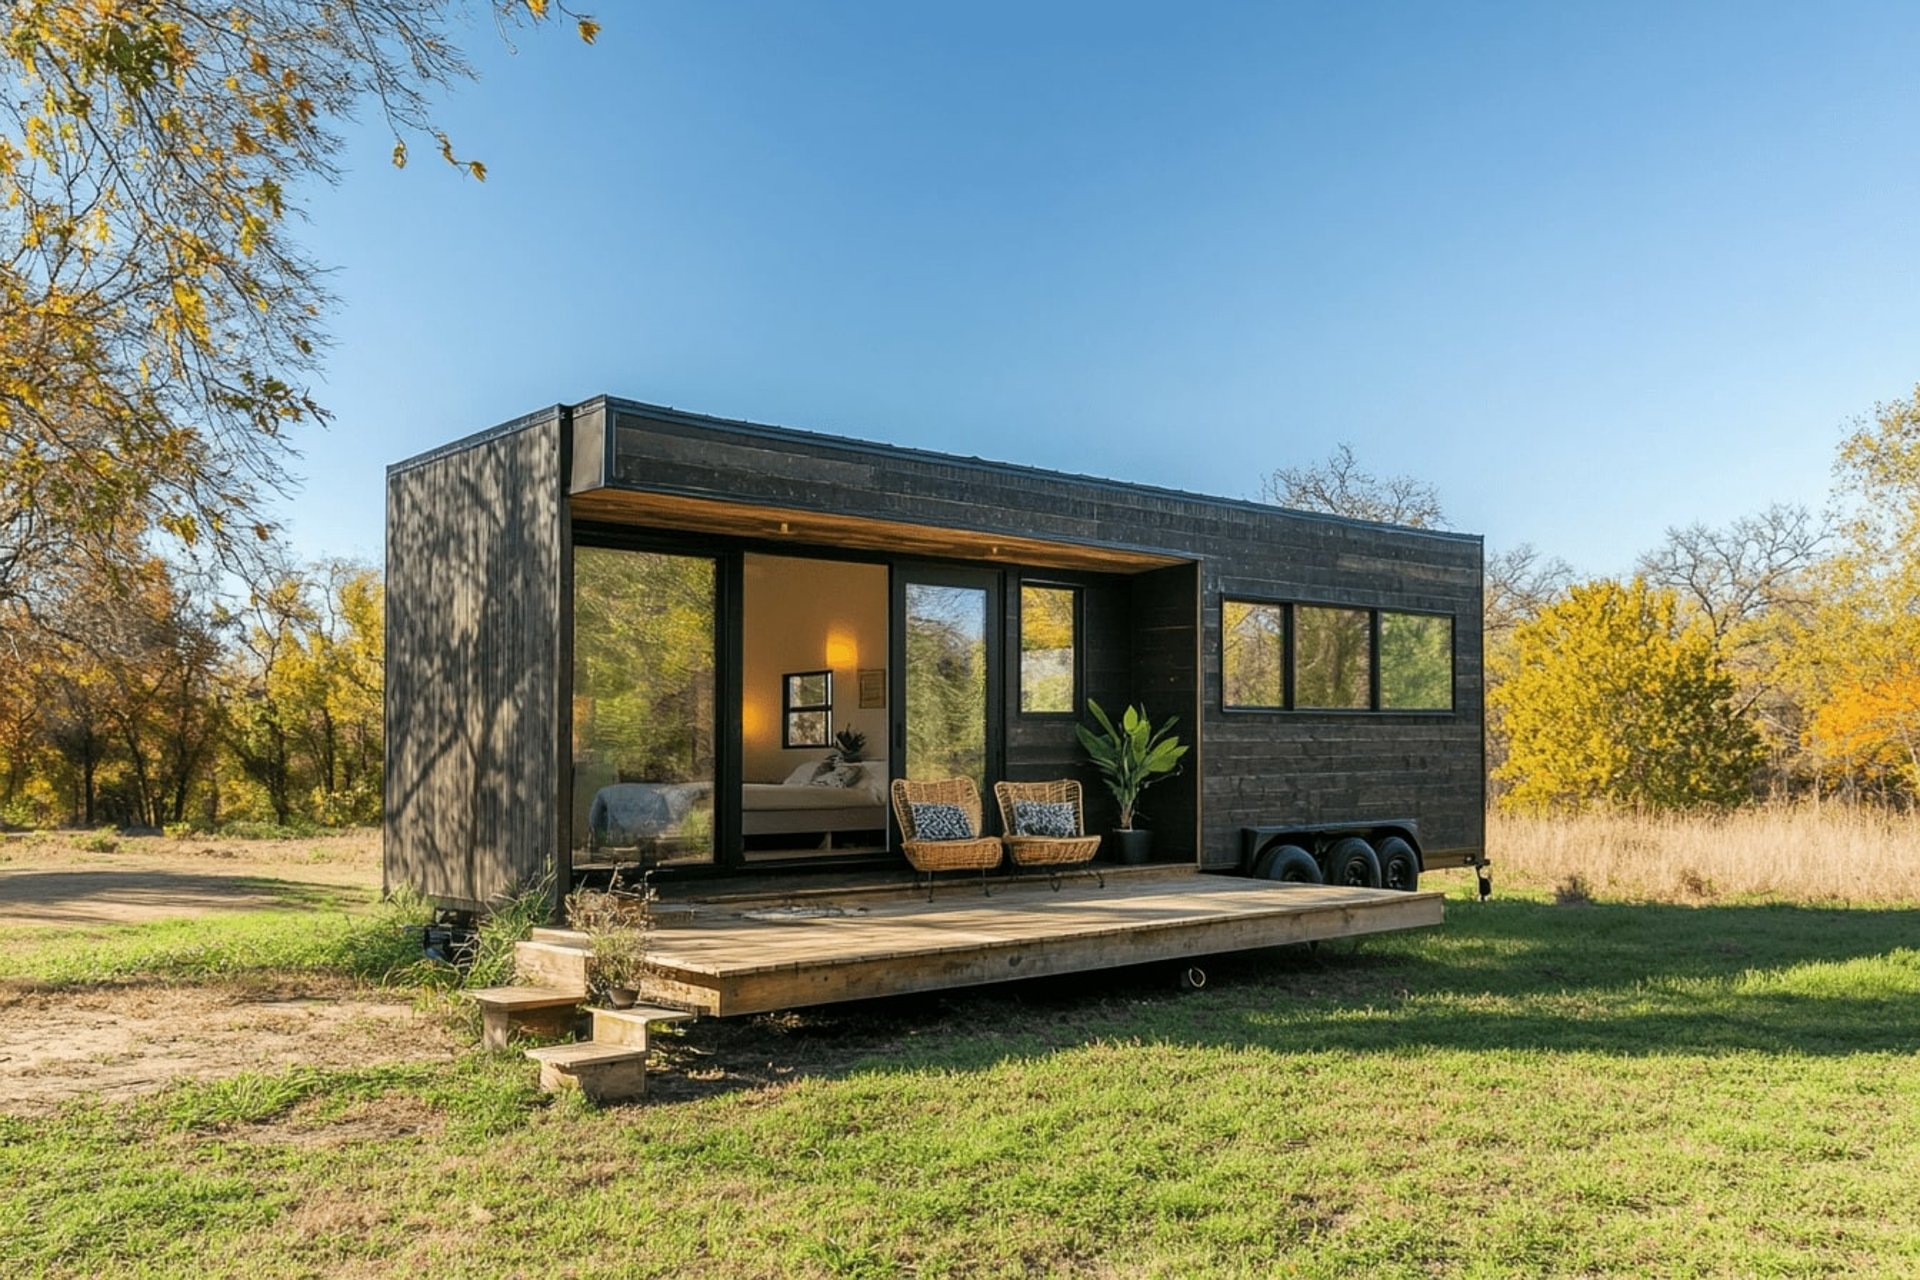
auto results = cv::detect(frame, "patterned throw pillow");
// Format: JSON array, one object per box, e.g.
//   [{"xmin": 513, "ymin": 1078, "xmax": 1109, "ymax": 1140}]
[
  {"xmin": 909, "ymin": 802, "xmax": 975, "ymax": 841},
  {"xmin": 1013, "ymin": 800, "xmax": 1079, "ymax": 838}
]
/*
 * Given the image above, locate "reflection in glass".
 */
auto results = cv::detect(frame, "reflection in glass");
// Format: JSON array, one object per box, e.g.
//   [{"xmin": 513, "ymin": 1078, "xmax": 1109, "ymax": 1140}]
[
  {"xmin": 1222, "ymin": 600, "xmax": 1284, "ymax": 708},
  {"xmin": 572, "ymin": 547, "xmax": 716, "ymax": 865},
  {"xmin": 905, "ymin": 583, "xmax": 987, "ymax": 790},
  {"xmin": 1019, "ymin": 585, "xmax": 1077, "ymax": 713},
  {"xmin": 1294, "ymin": 606, "xmax": 1371, "ymax": 709},
  {"xmin": 1380, "ymin": 612, "xmax": 1453, "ymax": 710}
]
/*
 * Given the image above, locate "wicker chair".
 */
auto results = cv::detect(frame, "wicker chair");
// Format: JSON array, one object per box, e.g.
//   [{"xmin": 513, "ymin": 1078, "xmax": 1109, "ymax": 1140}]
[
  {"xmin": 993, "ymin": 779, "xmax": 1104, "ymax": 890},
  {"xmin": 891, "ymin": 777, "xmax": 1004, "ymax": 900}
]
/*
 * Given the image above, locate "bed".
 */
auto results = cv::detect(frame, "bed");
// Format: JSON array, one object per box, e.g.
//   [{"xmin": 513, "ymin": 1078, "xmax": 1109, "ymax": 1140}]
[
  {"xmin": 585, "ymin": 761, "xmax": 888, "ymax": 849},
  {"xmin": 742, "ymin": 760, "xmax": 887, "ymax": 837}
]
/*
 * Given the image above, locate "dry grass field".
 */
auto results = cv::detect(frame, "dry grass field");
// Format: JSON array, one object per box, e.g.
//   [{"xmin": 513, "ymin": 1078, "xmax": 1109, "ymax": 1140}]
[{"xmin": 1489, "ymin": 804, "xmax": 1920, "ymax": 905}]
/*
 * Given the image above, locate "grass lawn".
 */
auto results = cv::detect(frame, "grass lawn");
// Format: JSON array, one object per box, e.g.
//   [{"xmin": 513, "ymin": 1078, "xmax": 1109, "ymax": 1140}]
[{"xmin": 5, "ymin": 877, "xmax": 1920, "ymax": 1278}]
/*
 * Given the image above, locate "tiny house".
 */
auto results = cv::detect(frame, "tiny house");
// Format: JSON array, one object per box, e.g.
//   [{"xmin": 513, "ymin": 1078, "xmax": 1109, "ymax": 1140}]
[{"xmin": 384, "ymin": 398, "xmax": 1485, "ymax": 1007}]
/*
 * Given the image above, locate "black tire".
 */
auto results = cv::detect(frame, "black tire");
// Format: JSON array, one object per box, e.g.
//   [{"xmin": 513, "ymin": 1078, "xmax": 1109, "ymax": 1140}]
[
  {"xmin": 1323, "ymin": 837, "xmax": 1381, "ymax": 888},
  {"xmin": 1256, "ymin": 843, "xmax": 1322, "ymax": 884},
  {"xmin": 1375, "ymin": 836, "xmax": 1420, "ymax": 892}
]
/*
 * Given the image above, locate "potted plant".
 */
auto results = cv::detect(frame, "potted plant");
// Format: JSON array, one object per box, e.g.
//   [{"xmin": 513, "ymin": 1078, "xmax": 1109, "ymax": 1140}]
[
  {"xmin": 1075, "ymin": 699, "xmax": 1188, "ymax": 865},
  {"xmin": 833, "ymin": 726, "xmax": 867, "ymax": 763},
  {"xmin": 563, "ymin": 872, "xmax": 657, "ymax": 1008}
]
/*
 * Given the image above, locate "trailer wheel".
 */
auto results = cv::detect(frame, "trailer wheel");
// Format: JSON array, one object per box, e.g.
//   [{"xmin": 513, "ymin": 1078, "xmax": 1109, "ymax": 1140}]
[
  {"xmin": 1323, "ymin": 837, "xmax": 1381, "ymax": 888},
  {"xmin": 1256, "ymin": 843, "xmax": 1322, "ymax": 884},
  {"xmin": 1375, "ymin": 836, "xmax": 1420, "ymax": 892}
]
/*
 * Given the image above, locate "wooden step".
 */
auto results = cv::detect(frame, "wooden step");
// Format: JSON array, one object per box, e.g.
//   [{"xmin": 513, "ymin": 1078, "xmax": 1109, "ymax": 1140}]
[
  {"xmin": 590, "ymin": 1005, "xmax": 695, "ymax": 1051},
  {"xmin": 525, "ymin": 1041, "xmax": 650, "ymax": 1104},
  {"xmin": 466, "ymin": 985, "xmax": 584, "ymax": 1050},
  {"xmin": 529, "ymin": 926, "xmax": 590, "ymax": 945},
  {"xmin": 514, "ymin": 938, "xmax": 590, "ymax": 990}
]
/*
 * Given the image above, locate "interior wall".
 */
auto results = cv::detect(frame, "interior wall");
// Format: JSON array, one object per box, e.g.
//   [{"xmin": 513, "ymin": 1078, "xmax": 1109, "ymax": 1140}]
[{"xmin": 742, "ymin": 554, "xmax": 889, "ymax": 783}]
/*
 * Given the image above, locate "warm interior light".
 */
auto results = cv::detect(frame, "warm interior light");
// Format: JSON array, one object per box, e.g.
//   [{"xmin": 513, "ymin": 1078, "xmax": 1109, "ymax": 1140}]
[
  {"xmin": 825, "ymin": 630, "xmax": 858, "ymax": 669},
  {"xmin": 740, "ymin": 698, "xmax": 769, "ymax": 744}
]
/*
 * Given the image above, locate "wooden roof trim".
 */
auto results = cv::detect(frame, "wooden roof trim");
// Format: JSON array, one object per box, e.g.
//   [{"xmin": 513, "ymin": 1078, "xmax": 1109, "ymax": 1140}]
[{"xmin": 567, "ymin": 487, "xmax": 1190, "ymax": 573}]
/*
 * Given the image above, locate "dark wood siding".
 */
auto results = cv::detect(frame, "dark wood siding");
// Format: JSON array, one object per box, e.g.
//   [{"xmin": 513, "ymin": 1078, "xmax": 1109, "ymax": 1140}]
[
  {"xmin": 1000, "ymin": 571, "xmax": 1132, "ymax": 837},
  {"xmin": 600, "ymin": 401, "xmax": 1483, "ymax": 870},
  {"xmin": 1130, "ymin": 563, "xmax": 1200, "ymax": 861},
  {"xmin": 384, "ymin": 412, "xmax": 567, "ymax": 911}
]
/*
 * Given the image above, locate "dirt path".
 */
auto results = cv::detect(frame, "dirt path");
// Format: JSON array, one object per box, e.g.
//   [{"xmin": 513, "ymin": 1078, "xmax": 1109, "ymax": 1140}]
[
  {"xmin": 0, "ymin": 980, "xmax": 460, "ymax": 1114},
  {"xmin": 0, "ymin": 831, "xmax": 441, "ymax": 1113},
  {"xmin": 0, "ymin": 831, "xmax": 381, "ymax": 927}
]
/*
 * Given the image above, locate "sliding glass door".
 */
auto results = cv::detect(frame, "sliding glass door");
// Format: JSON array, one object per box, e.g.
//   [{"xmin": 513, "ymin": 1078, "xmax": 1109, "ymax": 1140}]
[
  {"xmin": 571, "ymin": 546, "xmax": 718, "ymax": 867},
  {"xmin": 894, "ymin": 568, "xmax": 1001, "ymax": 794}
]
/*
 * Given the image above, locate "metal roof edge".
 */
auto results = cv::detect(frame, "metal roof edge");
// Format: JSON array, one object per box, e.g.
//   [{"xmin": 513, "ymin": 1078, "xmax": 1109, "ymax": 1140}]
[{"xmin": 385, "ymin": 404, "xmax": 567, "ymax": 478}]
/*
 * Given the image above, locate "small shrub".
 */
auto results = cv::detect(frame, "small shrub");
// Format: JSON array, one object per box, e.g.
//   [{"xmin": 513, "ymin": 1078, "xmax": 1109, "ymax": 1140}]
[
  {"xmin": 565, "ymin": 872, "xmax": 657, "ymax": 1001},
  {"xmin": 1553, "ymin": 874, "xmax": 1593, "ymax": 906},
  {"xmin": 80, "ymin": 828, "xmax": 119, "ymax": 854},
  {"xmin": 466, "ymin": 877, "xmax": 555, "ymax": 989},
  {"xmin": 1676, "ymin": 867, "xmax": 1718, "ymax": 900}
]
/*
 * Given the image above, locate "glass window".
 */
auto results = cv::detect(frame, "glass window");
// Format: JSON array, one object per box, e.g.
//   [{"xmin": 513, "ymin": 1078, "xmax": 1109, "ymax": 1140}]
[
  {"xmin": 571, "ymin": 547, "xmax": 716, "ymax": 865},
  {"xmin": 1294, "ymin": 606, "xmax": 1371, "ymax": 709},
  {"xmin": 1379, "ymin": 612, "xmax": 1453, "ymax": 710},
  {"xmin": 782, "ymin": 670, "xmax": 833, "ymax": 747},
  {"xmin": 904, "ymin": 582, "xmax": 989, "ymax": 790},
  {"xmin": 1019, "ymin": 584, "xmax": 1077, "ymax": 714},
  {"xmin": 1222, "ymin": 600, "xmax": 1285, "ymax": 709}
]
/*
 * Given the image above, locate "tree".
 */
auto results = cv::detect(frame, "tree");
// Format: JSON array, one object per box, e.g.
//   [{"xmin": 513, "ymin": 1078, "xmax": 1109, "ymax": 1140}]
[
  {"xmin": 1771, "ymin": 388, "xmax": 1920, "ymax": 802},
  {"xmin": 1492, "ymin": 578, "xmax": 1762, "ymax": 812},
  {"xmin": 1484, "ymin": 542, "xmax": 1573, "ymax": 638},
  {"xmin": 0, "ymin": 1, "xmax": 597, "ymax": 632},
  {"xmin": 1261, "ymin": 443, "xmax": 1448, "ymax": 528},
  {"xmin": 1636, "ymin": 503, "xmax": 1827, "ymax": 643}
]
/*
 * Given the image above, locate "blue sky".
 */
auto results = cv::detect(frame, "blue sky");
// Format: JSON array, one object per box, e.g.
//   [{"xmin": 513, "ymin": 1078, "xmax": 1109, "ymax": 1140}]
[{"xmin": 291, "ymin": 2, "xmax": 1920, "ymax": 575}]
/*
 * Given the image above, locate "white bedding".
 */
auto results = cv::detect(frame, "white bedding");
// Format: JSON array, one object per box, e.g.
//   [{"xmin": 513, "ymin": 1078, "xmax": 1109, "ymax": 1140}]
[{"xmin": 742, "ymin": 784, "xmax": 884, "ymax": 811}]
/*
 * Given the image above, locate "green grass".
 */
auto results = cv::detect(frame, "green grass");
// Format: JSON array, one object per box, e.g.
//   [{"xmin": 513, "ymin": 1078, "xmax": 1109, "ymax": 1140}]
[
  {"xmin": 0, "ymin": 894, "xmax": 427, "ymax": 987},
  {"xmin": 6, "ymin": 884, "xmax": 1920, "ymax": 1277}
]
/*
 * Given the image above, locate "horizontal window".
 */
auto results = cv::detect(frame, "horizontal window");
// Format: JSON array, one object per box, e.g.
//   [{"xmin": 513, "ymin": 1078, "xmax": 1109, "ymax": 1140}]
[{"xmin": 1221, "ymin": 599, "xmax": 1454, "ymax": 713}]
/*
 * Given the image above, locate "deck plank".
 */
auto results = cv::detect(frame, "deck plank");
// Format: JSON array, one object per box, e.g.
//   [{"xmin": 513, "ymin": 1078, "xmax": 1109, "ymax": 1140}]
[{"xmin": 638, "ymin": 874, "xmax": 1443, "ymax": 1015}]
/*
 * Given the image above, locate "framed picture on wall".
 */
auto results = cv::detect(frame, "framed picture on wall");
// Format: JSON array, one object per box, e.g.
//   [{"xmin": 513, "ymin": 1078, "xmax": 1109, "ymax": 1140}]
[{"xmin": 858, "ymin": 667, "xmax": 886, "ymax": 708}]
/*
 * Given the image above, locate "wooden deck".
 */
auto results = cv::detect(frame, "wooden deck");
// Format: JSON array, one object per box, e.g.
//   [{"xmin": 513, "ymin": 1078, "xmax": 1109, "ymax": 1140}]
[{"xmin": 632, "ymin": 871, "xmax": 1444, "ymax": 1016}]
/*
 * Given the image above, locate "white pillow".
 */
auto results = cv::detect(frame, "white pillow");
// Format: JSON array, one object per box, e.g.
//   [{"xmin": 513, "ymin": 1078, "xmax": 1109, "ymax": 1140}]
[{"xmin": 783, "ymin": 759, "xmax": 829, "ymax": 785}]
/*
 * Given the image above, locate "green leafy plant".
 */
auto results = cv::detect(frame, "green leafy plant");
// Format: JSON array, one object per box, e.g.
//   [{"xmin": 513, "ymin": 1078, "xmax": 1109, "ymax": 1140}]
[
  {"xmin": 834, "ymin": 726, "xmax": 867, "ymax": 762},
  {"xmin": 1075, "ymin": 699, "xmax": 1188, "ymax": 830}
]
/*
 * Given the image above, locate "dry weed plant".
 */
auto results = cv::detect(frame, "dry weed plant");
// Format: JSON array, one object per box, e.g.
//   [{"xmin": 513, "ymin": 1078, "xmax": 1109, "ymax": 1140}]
[{"xmin": 1489, "ymin": 805, "xmax": 1920, "ymax": 905}]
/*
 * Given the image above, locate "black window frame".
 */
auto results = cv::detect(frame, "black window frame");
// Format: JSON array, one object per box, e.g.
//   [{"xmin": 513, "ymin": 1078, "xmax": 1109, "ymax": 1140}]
[
  {"xmin": 1219, "ymin": 597, "xmax": 1288, "ymax": 711},
  {"xmin": 1218, "ymin": 597, "xmax": 1455, "ymax": 716},
  {"xmin": 1015, "ymin": 579, "xmax": 1083, "ymax": 718},
  {"xmin": 781, "ymin": 668, "xmax": 834, "ymax": 748}
]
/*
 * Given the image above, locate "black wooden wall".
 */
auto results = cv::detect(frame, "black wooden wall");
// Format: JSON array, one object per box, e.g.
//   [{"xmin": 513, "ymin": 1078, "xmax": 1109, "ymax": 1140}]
[
  {"xmin": 598, "ymin": 399, "xmax": 1482, "ymax": 870},
  {"xmin": 384, "ymin": 411, "xmax": 568, "ymax": 911}
]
